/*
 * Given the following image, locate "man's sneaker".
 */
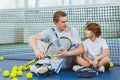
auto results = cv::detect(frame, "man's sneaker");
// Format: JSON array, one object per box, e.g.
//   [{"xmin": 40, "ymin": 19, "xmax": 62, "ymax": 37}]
[
  {"xmin": 30, "ymin": 65, "xmax": 38, "ymax": 73},
  {"xmin": 72, "ymin": 65, "xmax": 83, "ymax": 71},
  {"xmin": 98, "ymin": 66, "xmax": 105, "ymax": 72},
  {"xmin": 35, "ymin": 66, "xmax": 49, "ymax": 76}
]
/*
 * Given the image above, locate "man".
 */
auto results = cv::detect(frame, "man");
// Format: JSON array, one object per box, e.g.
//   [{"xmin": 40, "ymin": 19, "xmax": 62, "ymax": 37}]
[{"xmin": 29, "ymin": 10, "xmax": 83, "ymax": 75}]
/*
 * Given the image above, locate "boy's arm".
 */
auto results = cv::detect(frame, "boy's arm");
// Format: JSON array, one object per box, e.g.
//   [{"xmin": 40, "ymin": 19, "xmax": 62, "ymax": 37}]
[
  {"xmin": 82, "ymin": 51, "xmax": 91, "ymax": 63},
  {"xmin": 94, "ymin": 48, "xmax": 110, "ymax": 61},
  {"xmin": 29, "ymin": 34, "xmax": 44, "ymax": 58}
]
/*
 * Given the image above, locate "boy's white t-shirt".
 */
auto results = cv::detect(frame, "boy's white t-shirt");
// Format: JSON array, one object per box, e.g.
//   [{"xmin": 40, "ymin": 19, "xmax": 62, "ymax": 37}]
[{"xmin": 83, "ymin": 37, "xmax": 108, "ymax": 59}]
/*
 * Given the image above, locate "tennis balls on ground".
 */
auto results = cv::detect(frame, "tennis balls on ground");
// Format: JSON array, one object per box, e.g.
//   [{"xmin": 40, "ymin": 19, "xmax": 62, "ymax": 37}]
[
  {"xmin": 3, "ymin": 70, "xmax": 10, "ymax": 77},
  {"xmin": 12, "ymin": 77, "xmax": 18, "ymax": 80},
  {"xmin": 0, "ymin": 68, "xmax": 2, "ymax": 72},
  {"xmin": 0, "ymin": 56, "xmax": 4, "ymax": 61},
  {"xmin": 11, "ymin": 70, "xmax": 17, "ymax": 74},
  {"xmin": 26, "ymin": 72, "xmax": 33, "ymax": 79},
  {"xmin": 10, "ymin": 72, "xmax": 16, "ymax": 78},
  {"xmin": 18, "ymin": 65, "xmax": 24, "ymax": 71},
  {"xmin": 12, "ymin": 66, "xmax": 18, "ymax": 70},
  {"xmin": 17, "ymin": 70, "xmax": 23, "ymax": 76},
  {"xmin": 109, "ymin": 62, "xmax": 114, "ymax": 67},
  {"xmin": 23, "ymin": 66, "xmax": 30, "ymax": 71}
]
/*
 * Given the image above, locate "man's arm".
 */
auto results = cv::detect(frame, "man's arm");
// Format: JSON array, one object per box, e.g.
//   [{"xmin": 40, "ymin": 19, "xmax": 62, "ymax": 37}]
[
  {"xmin": 63, "ymin": 43, "xmax": 84, "ymax": 57},
  {"xmin": 29, "ymin": 34, "xmax": 45, "ymax": 58}
]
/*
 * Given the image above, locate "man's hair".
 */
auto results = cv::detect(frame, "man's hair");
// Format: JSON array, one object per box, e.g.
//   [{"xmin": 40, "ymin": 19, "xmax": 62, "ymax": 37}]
[
  {"xmin": 53, "ymin": 10, "xmax": 67, "ymax": 22},
  {"xmin": 85, "ymin": 22, "xmax": 101, "ymax": 37}
]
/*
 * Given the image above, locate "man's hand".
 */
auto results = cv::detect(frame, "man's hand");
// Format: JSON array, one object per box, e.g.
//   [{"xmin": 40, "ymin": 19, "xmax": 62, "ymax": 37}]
[
  {"xmin": 57, "ymin": 50, "xmax": 68, "ymax": 58},
  {"xmin": 34, "ymin": 49, "xmax": 45, "ymax": 59}
]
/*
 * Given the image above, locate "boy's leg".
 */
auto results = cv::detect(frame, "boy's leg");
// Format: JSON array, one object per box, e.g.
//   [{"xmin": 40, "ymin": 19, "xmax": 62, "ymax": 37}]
[
  {"xmin": 73, "ymin": 56, "xmax": 90, "ymax": 71},
  {"xmin": 98, "ymin": 56, "xmax": 110, "ymax": 71},
  {"xmin": 98, "ymin": 56, "xmax": 110, "ymax": 67},
  {"xmin": 74, "ymin": 56, "xmax": 90, "ymax": 66}
]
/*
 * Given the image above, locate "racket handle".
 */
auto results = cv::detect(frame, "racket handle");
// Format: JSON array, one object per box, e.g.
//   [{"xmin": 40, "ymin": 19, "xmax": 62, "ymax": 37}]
[{"xmin": 24, "ymin": 58, "xmax": 39, "ymax": 67}]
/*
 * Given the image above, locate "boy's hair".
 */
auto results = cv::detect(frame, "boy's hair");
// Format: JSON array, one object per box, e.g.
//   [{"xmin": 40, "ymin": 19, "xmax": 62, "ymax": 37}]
[
  {"xmin": 53, "ymin": 10, "xmax": 67, "ymax": 22},
  {"xmin": 85, "ymin": 22, "xmax": 101, "ymax": 37}
]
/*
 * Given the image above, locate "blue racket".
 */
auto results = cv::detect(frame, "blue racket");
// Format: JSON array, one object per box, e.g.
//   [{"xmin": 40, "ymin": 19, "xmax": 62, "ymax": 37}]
[{"xmin": 75, "ymin": 66, "xmax": 98, "ymax": 78}]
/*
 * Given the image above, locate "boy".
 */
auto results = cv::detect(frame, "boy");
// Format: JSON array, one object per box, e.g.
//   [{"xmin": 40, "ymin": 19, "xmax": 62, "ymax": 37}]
[
  {"xmin": 29, "ymin": 10, "xmax": 83, "ymax": 75},
  {"xmin": 73, "ymin": 22, "xmax": 110, "ymax": 72}
]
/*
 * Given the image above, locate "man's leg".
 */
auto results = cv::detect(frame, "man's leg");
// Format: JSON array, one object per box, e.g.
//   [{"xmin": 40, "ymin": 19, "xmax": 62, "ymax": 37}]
[{"xmin": 30, "ymin": 40, "xmax": 49, "ymax": 75}]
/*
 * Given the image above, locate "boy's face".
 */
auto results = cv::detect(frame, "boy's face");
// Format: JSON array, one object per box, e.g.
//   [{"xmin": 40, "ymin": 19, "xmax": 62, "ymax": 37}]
[
  {"xmin": 54, "ymin": 16, "xmax": 68, "ymax": 31},
  {"xmin": 85, "ymin": 29, "xmax": 95, "ymax": 38}
]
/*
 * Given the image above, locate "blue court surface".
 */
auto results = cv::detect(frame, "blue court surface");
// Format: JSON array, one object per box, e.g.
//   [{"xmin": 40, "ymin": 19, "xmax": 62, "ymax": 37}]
[{"xmin": 0, "ymin": 60, "xmax": 120, "ymax": 80}]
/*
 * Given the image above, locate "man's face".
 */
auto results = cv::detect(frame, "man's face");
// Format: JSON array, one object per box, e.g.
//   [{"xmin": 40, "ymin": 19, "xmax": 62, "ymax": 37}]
[
  {"xmin": 54, "ymin": 16, "xmax": 68, "ymax": 31},
  {"xmin": 85, "ymin": 29, "xmax": 95, "ymax": 38}
]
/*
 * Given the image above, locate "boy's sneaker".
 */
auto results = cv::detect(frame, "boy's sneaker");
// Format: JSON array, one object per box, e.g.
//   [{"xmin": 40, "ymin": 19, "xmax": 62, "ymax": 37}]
[
  {"xmin": 105, "ymin": 63, "xmax": 110, "ymax": 71},
  {"xmin": 98, "ymin": 66, "xmax": 105, "ymax": 72},
  {"xmin": 72, "ymin": 65, "xmax": 83, "ymax": 71}
]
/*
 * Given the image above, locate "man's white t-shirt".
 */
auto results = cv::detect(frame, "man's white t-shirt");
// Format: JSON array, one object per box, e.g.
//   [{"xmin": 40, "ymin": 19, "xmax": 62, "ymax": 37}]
[
  {"xmin": 83, "ymin": 37, "xmax": 108, "ymax": 59},
  {"xmin": 39, "ymin": 27, "xmax": 81, "ymax": 45}
]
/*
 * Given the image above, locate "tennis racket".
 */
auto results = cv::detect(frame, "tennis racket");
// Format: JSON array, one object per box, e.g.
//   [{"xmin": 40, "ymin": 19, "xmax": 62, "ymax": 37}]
[
  {"xmin": 76, "ymin": 66, "xmax": 98, "ymax": 78},
  {"xmin": 24, "ymin": 36, "xmax": 72, "ymax": 67}
]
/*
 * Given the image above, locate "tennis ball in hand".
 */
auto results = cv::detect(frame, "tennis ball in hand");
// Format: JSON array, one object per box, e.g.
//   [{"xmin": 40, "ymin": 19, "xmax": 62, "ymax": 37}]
[
  {"xmin": 3, "ymin": 70, "xmax": 10, "ymax": 77},
  {"xmin": 10, "ymin": 72, "xmax": 16, "ymax": 78},
  {"xmin": 109, "ymin": 62, "xmax": 114, "ymax": 67},
  {"xmin": 12, "ymin": 77, "xmax": 18, "ymax": 80},
  {"xmin": 26, "ymin": 72, "xmax": 33, "ymax": 79},
  {"xmin": 0, "ymin": 56, "xmax": 4, "ymax": 61},
  {"xmin": 17, "ymin": 71, "xmax": 23, "ymax": 76},
  {"xmin": 18, "ymin": 65, "xmax": 24, "ymax": 71}
]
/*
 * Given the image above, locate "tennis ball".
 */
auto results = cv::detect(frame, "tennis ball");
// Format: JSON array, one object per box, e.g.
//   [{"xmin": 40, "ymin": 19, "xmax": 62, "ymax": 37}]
[
  {"xmin": 10, "ymin": 72, "xmax": 16, "ymax": 78},
  {"xmin": 11, "ymin": 69, "xmax": 17, "ymax": 74},
  {"xmin": 26, "ymin": 72, "xmax": 33, "ymax": 79},
  {"xmin": 110, "ymin": 62, "xmax": 114, "ymax": 67},
  {"xmin": 23, "ymin": 66, "xmax": 30, "ymax": 71},
  {"xmin": 12, "ymin": 77, "xmax": 18, "ymax": 80},
  {"xmin": 17, "ymin": 71, "xmax": 23, "ymax": 76},
  {"xmin": 18, "ymin": 65, "xmax": 24, "ymax": 71},
  {"xmin": 12, "ymin": 66, "xmax": 18, "ymax": 70},
  {"xmin": 0, "ymin": 56, "xmax": 4, "ymax": 61},
  {"xmin": 0, "ymin": 68, "xmax": 2, "ymax": 72},
  {"xmin": 3, "ymin": 70, "xmax": 10, "ymax": 77}
]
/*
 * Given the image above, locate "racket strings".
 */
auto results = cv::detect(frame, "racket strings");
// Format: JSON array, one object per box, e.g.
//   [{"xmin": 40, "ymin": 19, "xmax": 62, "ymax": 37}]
[{"xmin": 46, "ymin": 38, "xmax": 71, "ymax": 56}]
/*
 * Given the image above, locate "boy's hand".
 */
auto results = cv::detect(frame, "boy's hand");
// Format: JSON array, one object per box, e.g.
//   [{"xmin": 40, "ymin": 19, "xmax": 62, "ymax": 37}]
[
  {"xmin": 89, "ymin": 60, "xmax": 94, "ymax": 65},
  {"xmin": 34, "ymin": 49, "xmax": 45, "ymax": 59},
  {"xmin": 89, "ymin": 60, "xmax": 99, "ymax": 68},
  {"xmin": 93, "ymin": 60, "xmax": 99, "ymax": 68}
]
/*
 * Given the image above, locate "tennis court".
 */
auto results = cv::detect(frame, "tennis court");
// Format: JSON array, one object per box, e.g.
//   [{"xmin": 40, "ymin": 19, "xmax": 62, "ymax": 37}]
[{"xmin": 0, "ymin": 1, "xmax": 120, "ymax": 80}]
